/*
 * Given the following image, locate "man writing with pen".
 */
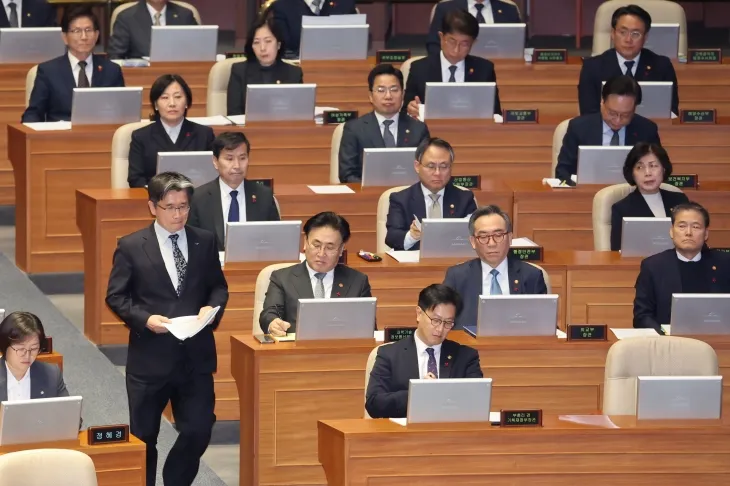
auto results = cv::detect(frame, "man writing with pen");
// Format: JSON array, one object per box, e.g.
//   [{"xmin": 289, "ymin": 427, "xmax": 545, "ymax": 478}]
[{"xmin": 259, "ymin": 211, "xmax": 373, "ymax": 336}]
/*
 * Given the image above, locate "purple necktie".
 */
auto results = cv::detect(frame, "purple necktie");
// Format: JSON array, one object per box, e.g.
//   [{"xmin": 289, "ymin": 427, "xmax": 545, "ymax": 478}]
[{"xmin": 426, "ymin": 348, "xmax": 438, "ymax": 378}]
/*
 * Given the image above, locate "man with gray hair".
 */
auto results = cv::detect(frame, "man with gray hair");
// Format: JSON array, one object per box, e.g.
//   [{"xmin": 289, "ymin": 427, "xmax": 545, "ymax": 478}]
[
  {"xmin": 106, "ymin": 171, "xmax": 228, "ymax": 486},
  {"xmin": 443, "ymin": 204, "xmax": 547, "ymax": 330}
]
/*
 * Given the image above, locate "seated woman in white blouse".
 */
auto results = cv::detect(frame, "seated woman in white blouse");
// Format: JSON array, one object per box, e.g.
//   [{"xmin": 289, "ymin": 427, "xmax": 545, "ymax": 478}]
[
  {"xmin": 0, "ymin": 312, "xmax": 68, "ymax": 401},
  {"xmin": 610, "ymin": 142, "xmax": 689, "ymax": 251}
]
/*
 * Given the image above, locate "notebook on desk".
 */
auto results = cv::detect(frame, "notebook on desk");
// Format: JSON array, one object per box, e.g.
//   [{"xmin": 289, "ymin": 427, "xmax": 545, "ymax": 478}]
[
  {"xmin": 620, "ymin": 217, "xmax": 672, "ymax": 257},
  {"xmin": 361, "ymin": 148, "xmax": 418, "ymax": 187},
  {"xmin": 407, "ymin": 378, "xmax": 493, "ymax": 424},
  {"xmin": 640, "ymin": 23, "xmax": 680, "ymax": 60},
  {"xmin": 156, "ymin": 151, "xmax": 216, "ymax": 187},
  {"xmin": 224, "ymin": 221, "xmax": 302, "ymax": 262},
  {"xmin": 636, "ymin": 82, "xmax": 673, "ymax": 119},
  {"xmin": 466, "ymin": 294, "xmax": 559, "ymax": 337},
  {"xmin": 636, "ymin": 376, "xmax": 722, "ymax": 419},
  {"xmin": 0, "ymin": 28, "xmax": 65, "ymax": 63},
  {"xmin": 0, "ymin": 396, "xmax": 82, "ymax": 446},
  {"xmin": 245, "ymin": 84, "xmax": 316, "ymax": 122},
  {"xmin": 150, "ymin": 26, "xmax": 218, "ymax": 62},
  {"xmin": 669, "ymin": 293, "xmax": 730, "ymax": 335},
  {"xmin": 71, "ymin": 87, "xmax": 143, "ymax": 125},
  {"xmin": 576, "ymin": 146, "xmax": 631, "ymax": 184},
  {"xmin": 424, "ymin": 83, "xmax": 496, "ymax": 120},
  {"xmin": 471, "ymin": 23, "xmax": 526, "ymax": 60},
  {"xmin": 295, "ymin": 297, "xmax": 377, "ymax": 340},
  {"xmin": 300, "ymin": 25, "xmax": 368, "ymax": 61},
  {"xmin": 420, "ymin": 218, "xmax": 472, "ymax": 258}
]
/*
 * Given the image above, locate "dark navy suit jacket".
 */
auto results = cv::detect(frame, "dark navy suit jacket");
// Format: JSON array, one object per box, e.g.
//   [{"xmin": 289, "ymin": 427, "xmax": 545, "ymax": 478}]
[
  {"xmin": 0, "ymin": 0, "xmax": 55, "ymax": 27},
  {"xmin": 610, "ymin": 189, "xmax": 689, "ymax": 251},
  {"xmin": 269, "ymin": 0, "xmax": 357, "ymax": 55}
]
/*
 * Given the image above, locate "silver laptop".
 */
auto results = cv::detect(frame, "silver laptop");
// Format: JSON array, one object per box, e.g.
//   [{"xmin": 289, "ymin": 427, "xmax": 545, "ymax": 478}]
[
  {"xmin": 224, "ymin": 221, "xmax": 301, "ymax": 262},
  {"xmin": 670, "ymin": 294, "xmax": 730, "ymax": 335},
  {"xmin": 0, "ymin": 28, "xmax": 65, "ymax": 63},
  {"xmin": 300, "ymin": 25, "xmax": 368, "ymax": 61},
  {"xmin": 475, "ymin": 294, "xmax": 558, "ymax": 336},
  {"xmin": 361, "ymin": 148, "xmax": 418, "ymax": 187},
  {"xmin": 0, "ymin": 309, "xmax": 4, "ymax": 319},
  {"xmin": 71, "ymin": 87, "xmax": 142, "ymax": 125},
  {"xmin": 636, "ymin": 82, "xmax": 673, "ymax": 119},
  {"xmin": 643, "ymin": 23, "xmax": 680, "ymax": 60},
  {"xmin": 301, "ymin": 14, "xmax": 367, "ymax": 26},
  {"xmin": 150, "ymin": 26, "xmax": 218, "ymax": 62},
  {"xmin": 156, "ymin": 152, "xmax": 216, "ymax": 187},
  {"xmin": 295, "ymin": 297, "xmax": 377, "ymax": 340},
  {"xmin": 576, "ymin": 146, "xmax": 631, "ymax": 184},
  {"xmin": 407, "ymin": 378, "xmax": 493, "ymax": 424},
  {"xmin": 245, "ymin": 84, "xmax": 316, "ymax": 122},
  {"xmin": 471, "ymin": 23, "xmax": 526, "ymax": 60},
  {"xmin": 424, "ymin": 83, "xmax": 496, "ymax": 120},
  {"xmin": 636, "ymin": 376, "xmax": 722, "ymax": 420},
  {"xmin": 420, "ymin": 218, "xmax": 472, "ymax": 258},
  {"xmin": 620, "ymin": 217, "xmax": 672, "ymax": 257},
  {"xmin": 0, "ymin": 396, "xmax": 82, "ymax": 446}
]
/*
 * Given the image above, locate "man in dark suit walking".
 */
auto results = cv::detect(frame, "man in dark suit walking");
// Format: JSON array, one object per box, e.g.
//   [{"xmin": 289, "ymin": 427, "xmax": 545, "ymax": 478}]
[
  {"xmin": 108, "ymin": 0, "xmax": 198, "ymax": 59},
  {"xmin": 106, "ymin": 171, "xmax": 228, "ymax": 486},
  {"xmin": 260, "ymin": 212, "xmax": 372, "ymax": 336},
  {"xmin": 444, "ymin": 205, "xmax": 547, "ymax": 330},
  {"xmin": 21, "ymin": 7, "xmax": 125, "ymax": 123},
  {"xmin": 426, "ymin": 0, "xmax": 521, "ymax": 56},
  {"xmin": 405, "ymin": 9, "xmax": 502, "ymax": 119},
  {"xmin": 188, "ymin": 132, "xmax": 280, "ymax": 251},
  {"xmin": 385, "ymin": 137, "xmax": 477, "ymax": 251},
  {"xmin": 365, "ymin": 283, "xmax": 483, "ymax": 419},
  {"xmin": 578, "ymin": 4, "xmax": 679, "ymax": 116},
  {"xmin": 0, "ymin": 0, "xmax": 55, "ymax": 28},
  {"xmin": 556, "ymin": 75, "xmax": 660, "ymax": 183},
  {"xmin": 339, "ymin": 64, "xmax": 430, "ymax": 183}
]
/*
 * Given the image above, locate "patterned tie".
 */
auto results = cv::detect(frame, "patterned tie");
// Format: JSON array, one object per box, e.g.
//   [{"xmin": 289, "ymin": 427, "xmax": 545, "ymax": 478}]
[
  {"xmin": 490, "ymin": 269, "xmax": 503, "ymax": 295},
  {"xmin": 610, "ymin": 129, "xmax": 620, "ymax": 146},
  {"xmin": 624, "ymin": 60, "xmax": 635, "ymax": 78},
  {"xmin": 169, "ymin": 234, "xmax": 187, "ymax": 296},
  {"xmin": 382, "ymin": 120, "xmax": 396, "ymax": 148},
  {"xmin": 474, "ymin": 3, "xmax": 486, "ymax": 23},
  {"xmin": 77, "ymin": 61, "xmax": 90, "ymax": 88},
  {"xmin": 426, "ymin": 348, "xmax": 438, "ymax": 378},
  {"xmin": 311, "ymin": 0, "xmax": 322, "ymax": 15},
  {"xmin": 8, "ymin": 1, "xmax": 18, "ymax": 28},
  {"xmin": 428, "ymin": 193, "xmax": 441, "ymax": 219},
  {"xmin": 448, "ymin": 65, "xmax": 457, "ymax": 82},
  {"xmin": 314, "ymin": 272, "xmax": 326, "ymax": 298},
  {"xmin": 228, "ymin": 190, "xmax": 239, "ymax": 222},
  {"xmin": 153, "ymin": 12, "xmax": 162, "ymax": 26}
]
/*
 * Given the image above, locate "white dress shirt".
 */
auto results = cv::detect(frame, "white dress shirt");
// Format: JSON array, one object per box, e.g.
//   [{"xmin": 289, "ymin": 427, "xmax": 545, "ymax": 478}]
[
  {"xmin": 616, "ymin": 51, "xmax": 641, "ymax": 77},
  {"xmin": 676, "ymin": 250, "xmax": 701, "ymax": 263},
  {"xmin": 3, "ymin": 0, "xmax": 21, "ymax": 27},
  {"xmin": 641, "ymin": 192, "xmax": 666, "ymax": 217},
  {"xmin": 470, "ymin": 0, "xmax": 493, "ymax": 23},
  {"xmin": 5, "ymin": 362, "xmax": 31, "ymax": 402},
  {"xmin": 440, "ymin": 51, "xmax": 466, "ymax": 83},
  {"xmin": 153, "ymin": 221, "xmax": 188, "ymax": 291},
  {"xmin": 403, "ymin": 184, "xmax": 446, "ymax": 250},
  {"xmin": 219, "ymin": 178, "xmax": 246, "ymax": 225},
  {"xmin": 481, "ymin": 257, "xmax": 510, "ymax": 296},
  {"xmin": 414, "ymin": 332, "xmax": 442, "ymax": 379},
  {"xmin": 160, "ymin": 119, "xmax": 183, "ymax": 144},
  {"xmin": 68, "ymin": 52, "xmax": 93, "ymax": 87},
  {"xmin": 304, "ymin": 0, "xmax": 321, "ymax": 14},
  {"xmin": 305, "ymin": 262, "xmax": 335, "ymax": 298},
  {"xmin": 147, "ymin": 2, "xmax": 167, "ymax": 25},
  {"xmin": 602, "ymin": 120, "xmax": 626, "ymax": 146},
  {"xmin": 374, "ymin": 111, "xmax": 398, "ymax": 145}
]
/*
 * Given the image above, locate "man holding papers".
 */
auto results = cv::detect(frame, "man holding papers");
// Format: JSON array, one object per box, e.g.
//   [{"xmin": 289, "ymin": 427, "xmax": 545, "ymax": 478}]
[
  {"xmin": 443, "ymin": 205, "xmax": 547, "ymax": 330},
  {"xmin": 385, "ymin": 137, "xmax": 476, "ymax": 251},
  {"xmin": 365, "ymin": 284, "xmax": 483, "ymax": 419},
  {"xmin": 106, "ymin": 171, "xmax": 228, "ymax": 486}
]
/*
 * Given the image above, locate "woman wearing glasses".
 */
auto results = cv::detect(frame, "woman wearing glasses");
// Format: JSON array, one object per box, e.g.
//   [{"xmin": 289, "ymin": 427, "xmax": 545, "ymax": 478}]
[{"xmin": 0, "ymin": 311, "xmax": 68, "ymax": 401}]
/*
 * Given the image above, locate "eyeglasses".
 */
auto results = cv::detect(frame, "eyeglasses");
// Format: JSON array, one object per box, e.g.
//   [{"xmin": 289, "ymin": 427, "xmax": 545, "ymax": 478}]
[
  {"xmin": 614, "ymin": 28, "xmax": 644, "ymax": 40},
  {"xmin": 157, "ymin": 204, "xmax": 190, "ymax": 214},
  {"xmin": 307, "ymin": 239, "xmax": 341, "ymax": 256},
  {"xmin": 634, "ymin": 162, "xmax": 663, "ymax": 173},
  {"xmin": 68, "ymin": 28, "xmax": 96, "ymax": 37},
  {"xmin": 443, "ymin": 37, "xmax": 473, "ymax": 50},
  {"xmin": 9, "ymin": 345, "xmax": 41, "ymax": 357},
  {"xmin": 419, "ymin": 162, "xmax": 452, "ymax": 172},
  {"xmin": 605, "ymin": 109, "xmax": 634, "ymax": 122},
  {"xmin": 474, "ymin": 232, "xmax": 508, "ymax": 245},
  {"xmin": 373, "ymin": 86, "xmax": 402, "ymax": 95},
  {"xmin": 423, "ymin": 311, "xmax": 455, "ymax": 330}
]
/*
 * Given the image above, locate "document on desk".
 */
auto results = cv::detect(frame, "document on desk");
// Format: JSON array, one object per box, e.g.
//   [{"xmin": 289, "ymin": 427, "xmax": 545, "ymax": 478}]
[
  {"xmin": 542, "ymin": 175, "xmax": 578, "ymax": 188},
  {"xmin": 559, "ymin": 414, "xmax": 619, "ymax": 429},
  {"xmin": 273, "ymin": 333, "xmax": 296, "ymax": 342},
  {"xmin": 389, "ymin": 411, "xmax": 501, "ymax": 426},
  {"xmin": 163, "ymin": 306, "xmax": 220, "ymax": 340},
  {"xmin": 386, "ymin": 250, "xmax": 420, "ymax": 263},
  {"xmin": 610, "ymin": 328, "xmax": 660, "ymax": 340},
  {"xmin": 187, "ymin": 115, "xmax": 233, "ymax": 126},
  {"xmin": 307, "ymin": 185, "xmax": 355, "ymax": 194},
  {"xmin": 23, "ymin": 121, "xmax": 72, "ymax": 131},
  {"xmin": 511, "ymin": 237, "xmax": 538, "ymax": 247}
]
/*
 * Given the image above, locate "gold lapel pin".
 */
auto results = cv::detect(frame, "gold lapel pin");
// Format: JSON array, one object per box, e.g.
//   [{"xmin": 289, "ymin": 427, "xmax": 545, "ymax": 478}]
[
  {"xmin": 447, "ymin": 355, "xmax": 452, "ymax": 360},
  {"xmin": 338, "ymin": 283, "xmax": 344, "ymax": 288},
  {"xmin": 450, "ymin": 204, "xmax": 454, "ymax": 208},
  {"xmin": 713, "ymin": 266, "xmax": 717, "ymax": 270},
  {"xmin": 405, "ymin": 129, "xmax": 410, "ymax": 134},
  {"xmin": 173, "ymin": 13, "xmax": 178, "ymax": 18},
  {"xmin": 514, "ymin": 280, "xmax": 519, "ymax": 284},
  {"xmin": 276, "ymin": 80, "xmax": 281, "ymax": 84},
  {"xmin": 647, "ymin": 66, "xmax": 652, "ymax": 70},
  {"xmin": 40, "ymin": 390, "xmax": 44, "ymax": 395},
  {"xmin": 498, "ymin": 10, "xmax": 502, "ymax": 13},
  {"xmin": 27, "ymin": 12, "xmax": 31, "ymax": 17}
]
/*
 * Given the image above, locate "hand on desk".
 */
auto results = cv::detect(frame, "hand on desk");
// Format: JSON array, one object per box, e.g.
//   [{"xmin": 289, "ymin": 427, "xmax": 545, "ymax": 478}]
[
  {"xmin": 409, "ymin": 220, "xmax": 422, "ymax": 241},
  {"xmin": 146, "ymin": 315, "xmax": 171, "ymax": 333},
  {"xmin": 269, "ymin": 318, "xmax": 291, "ymax": 337},
  {"xmin": 407, "ymin": 97, "xmax": 421, "ymax": 120}
]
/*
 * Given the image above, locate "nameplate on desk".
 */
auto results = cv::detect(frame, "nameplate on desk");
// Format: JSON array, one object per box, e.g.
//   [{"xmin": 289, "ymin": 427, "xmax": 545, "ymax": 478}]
[
  {"xmin": 450, "ymin": 175, "xmax": 481, "ymax": 190},
  {"xmin": 510, "ymin": 246, "xmax": 543, "ymax": 262},
  {"xmin": 687, "ymin": 49, "xmax": 722, "ymax": 64},
  {"xmin": 500, "ymin": 409, "xmax": 542, "ymax": 427},
  {"xmin": 88, "ymin": 424, "xmax": 130, "ymax": 445},
  {"xmin": 503, "ymin": 109, "xmax": 539, "ymax": 124},
  {"xmin": 376, "ymin": 49, "xmax": 411, "ymax": 64},
  {"xmin": 566, "ymin": 324, "xmax": 607, "ymax": 341},
  {"xmin": 666, "ymin": 174, "xmax": 698, "ymax": 189},
  {"xmin": 323, "ymin": 110, "xmax": 358, "ymax": 125},
  {"xmin": 225, "ymin": 51, "xmax": 246, "ymax": 59},
  {"xmin": 40, "ymin": 336, "xmax": 52, "ymax": 354},
  {"xmin": 384, "ymin": 327, "xmax": 416, "ymax": 343},
  {"xmin": 249, "ymin": 178, "xmax": 274, "ymax": 193},
  {"xmin": 714, "ymin": 248, "xmax": 730, "ymax": 254},
  {"xmin": 680, "ymin": 109, "xmax": 716, "ymax": 125},
  {"xmin": 532, "ymin": 49, "xmax": 567, "ymax": 64}
]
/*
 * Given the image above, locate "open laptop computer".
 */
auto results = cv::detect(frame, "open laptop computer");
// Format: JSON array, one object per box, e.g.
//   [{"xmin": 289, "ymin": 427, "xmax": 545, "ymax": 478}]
[
  {"xmin": 424, "ymin": 83, "xmax": 496, "ymax": 120},
  {"xmin": 156, "ymin": 152, "xmax": 216, "ymax": 187},
  {"xmin": 300, "ymin": 25, "xmax": 369, "ymax": 61},
  {"xmin": 471, "ymin": 23, "xmax": 526, "ymax": 60},
  {"xmin": 301, "ymin": 14, "xmax": 367, "ymax": 26},
  {"xmin": 636, "ymin": 82, "xmax": 673, "ymax": 118},
  {"xmin": 670, "ymin": 294, "xmax": 730, "ymax": 335},
  {"xmin": 245, "ymin": 84, "xmax": 316, "ymax": 122},
  {"xmin": 576, "ymin": 146, "xmax": 631, "ymax": 184},
  {"xmin": 636, "ymin": 376, "xmax": 722, "ymax": 419},
  {"xmin": 407, "ymin": 378, "xmax": 493, "ymax": 424},
  {"xmin": 224, "ymin": 221, "xmax": 301, "ymax": 262},
  {"xmin": 0, "ymin": 396, "xmax": 82, "ymax": 445},
  {"xmin": 466, "ymin": 294, "xmax": 559, "ymax": 337},
  {"xmin": 642, "ymin": 23, "xmax": 680, "ymax": 60},
  {"xmin": 296, "ymin": 297, "xmax": 377, "ymax": 340},
  {"xmin": 620, "ymin": 217, "xmax": 672, "ymax": 257},
  {"xmin": 150, "ymin": 26, "xmax": 218, "ymax": 62},
  {"xmin": 420, "ymin": 218, "xmax": 472, "ymax": 258},
  {"xmin": 71, "ymin": 87, "xmax": 142, "ymax": 125},
  {"xmin": 0, "ymin": 28, "xmax": 65, "ymax": 63},
  {"xmin": 361, "ymin": 148, "xmax": 418, "ymax": 187}
]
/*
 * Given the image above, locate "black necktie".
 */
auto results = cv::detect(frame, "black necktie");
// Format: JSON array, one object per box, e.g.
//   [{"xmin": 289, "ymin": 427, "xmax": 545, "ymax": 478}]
[
  {"xmin": 610, "ymin": 129, "xmax": 620, "ymax": 146},
  {"xmin": 8, "ymin": 1, "xmax": 18, "ymax": 28},
  {"xmin": 474, "ymin": 3, "xmax": 486, "ymax": 23},
  {"xmin": 77, "ymin": 61, "xmax": 90, "ymax": 88},
  {"xmin": 448, "ymin": 65, "xmax": 457, "ymax": 82},
  {"xmin": 228, "ymin": 190, "xmax": 239, "ymax": 222},
  {"xmin": 624, "ymin": 60, "xmax": 635, "ymax": 78}
]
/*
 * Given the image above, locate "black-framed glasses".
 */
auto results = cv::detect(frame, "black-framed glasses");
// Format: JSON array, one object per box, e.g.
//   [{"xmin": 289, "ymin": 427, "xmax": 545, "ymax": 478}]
[
  {"xmin": 423, "ymin": 311, "xmax": 455, "ymax": 330},
  {"xmin": 157, "ymin": 204, "xmax": 190, "ymax": 214},
  {"xmin": 474, "ymin": 232, "xmax": 508, "ymax": 245}
]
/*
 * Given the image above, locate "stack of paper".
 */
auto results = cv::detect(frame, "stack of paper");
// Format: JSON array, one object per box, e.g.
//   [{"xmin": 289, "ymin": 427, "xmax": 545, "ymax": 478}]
[
  {"xmin": 273, "ymin": 333, "xmax": 296, "ymax": 342},
  {"xmin": 386, "ymin": 250, "xmax": 420, "ymax": 263},
  {"xmin": 163, "ymin": 306, "xmax": 220, "ymax": 340},
  {"xmin": 542, "ymin": 175, "xmax": 578, "ymax": 188},
  {"xmin": 389, "ymin": 411, "xmax": 500, "ymax": 426},
  {"xmin": 23, "ymin": 121, "xmax": 72, "ymax": 131},
  {"xmin": 661, "ymin": 325, "xmax": 671, "ymax": 335},
  {"xmin": 227, "ymin": 115, "xmax": 246, "ymax": 126},
  {"xmin": 187, "ymin": 115, "xmax": 233, "ymax": 126},
  {"xmin": 307, "ymin": 185, "xmax": 355, "ymax": 194},
  {"xmin": 511, "ymin": 237, "xmax": 538, "ymax": 247},
  {"xmin": 112, "ymin": 58, "xmax": 150, "ymax": 68},
  {"xmin": 610, "ymin": 328, "xmax": 660, "ymax": 340}
]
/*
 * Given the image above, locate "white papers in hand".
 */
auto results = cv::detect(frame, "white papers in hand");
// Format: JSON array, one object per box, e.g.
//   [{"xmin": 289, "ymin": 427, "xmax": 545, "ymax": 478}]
[
  {"xmin": 163, "ymin": 306, "xmax": 220, "ymax": 340},
  {"xmin": 23, "ymin": 121, "xmax": 72, "ymax": 131},
  {"xmin": 610, "ymin": 328, "xmax": 660, "ymax": 340},
  {"xmin": 386, "ymin": 250, "xmax": 420, "ymax": 263},
  {"xmin": 307, "ymin": 185, "xmax": 355, "ymax": 194}
]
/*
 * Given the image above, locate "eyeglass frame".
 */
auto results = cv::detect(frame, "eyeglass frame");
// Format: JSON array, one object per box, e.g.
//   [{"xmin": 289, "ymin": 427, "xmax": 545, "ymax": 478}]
[
  {"xmin": 473, "ymin": 231, "xmax": 510, "ymax": 245},
  {"xmin": 156, "ymin": 204, "xmax": 191, "ymax": 214},
  {"xmin": 306, "ymin": 238, "xmax": 343, "ymax": 256},
  {"xmin": 613, "ymin": 28, "xmax": 644, "ymax": 40},
  {"xmin": 67, "ymin": 28, "xmax": 98, "ymax": 37},
  {"xmin": 9, "ymin": 345, "xmax": 41, "ymax": 358},
  {"xmin": 422, "ymin": 310, "xmax": 455, "ymax": 330},
  {"xmin": 372, "ymin": 86, "xmax": 403, "ymax": 95},
  {"xmin": 418, "ymin": 161, "xmax": 453, "ymax": 172}
]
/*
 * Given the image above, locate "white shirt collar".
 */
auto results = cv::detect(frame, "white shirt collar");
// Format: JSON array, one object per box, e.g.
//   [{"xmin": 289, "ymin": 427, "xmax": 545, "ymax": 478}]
[
  {"xmin": 304, "ymin": 261, "xmax": 335, "ymax": 280},
  {"xmin": 602, "ymin": 120, "xmax": 625, "ymax": 135},
  {"xmin": 219, "ymin": 177, "xmax": 244, "ymax": 199},
  {"xmin": 373, "ymin": 111, "xmax": 398, "ymax": 127},
  {"xmin": 68, "ymin": 51, "xmax": 92, "ymax": 68},
  {"xmin": 481, "ymin": 256, "xmax": 509, "ymax": 277},
  {"xmin": 439, "ymin": 51, "xmax": 466, "ymax": 75},
  {"xmin": 616, "ymin": 50, "xmax": 641, "ymax": 66},
  {"xmin": 146, "ymin": 2, "xmax": 167, "ymax": 20},
  {"xmin": 153, "ymin": 220, "xmax": 185, "ymax": 246},
  {"xmin": 469, "ymin": 0, "xmax": 490, "ymax": 10},
  {"xmin": 420, "ymin": 183, "xmax": 445, "ymax": 200},
  {"xmin": 3, "ymin": 0, "xmax": 21, "ymax": 10},
  {"xmin": 5, "ymin": 361, "xmax": 30, "ymax": 384},
  {"xmin": 676, "ymin": 250, "xmax": 702, "ymax": 263},
  {"xmin": 413, "ymin": 330, "xmax": 443, "ymax": 356},
  {"xmin": 160, "ymin": 118, "xmax": 183, "ymax": 138}
]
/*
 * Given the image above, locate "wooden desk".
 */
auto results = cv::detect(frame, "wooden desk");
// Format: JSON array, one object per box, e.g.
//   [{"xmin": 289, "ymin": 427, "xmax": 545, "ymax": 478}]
[
  {"xmin": 0, "ymin": 432, "xmax": 145, "ymax": 485},
  {"xmin": 318, "ymin": 416, "xmax": 730, "ymax": 485},
  {"xmin": 36, "ymin": 351, "xmax": 63, "ymax": 370}
]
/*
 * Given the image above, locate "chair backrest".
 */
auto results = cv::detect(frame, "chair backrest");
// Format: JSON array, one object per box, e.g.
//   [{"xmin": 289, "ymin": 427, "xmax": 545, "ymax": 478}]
[
  {"xmin": 526, "ymin": 262, "xmax": 551, "ymax": 293},
  {"xmin": 602, "ymin": 336, "xmax": 718, "ymax": 416},
  {"xmin": 429, "ymin": 0, "xmax": 521, "ymax": 23},
  {"xmin": 364, "ymin": 342, "xmax": 393, "ymax": 418},
  {"xmin": 252, "ymin": 262, "xmax": 299, "ymax": 334},
  {"xmin": 592, "ymin": 0, "xmax": 687, "ymax": 58},
  {"xmin": 0, "ymin": 449, "xmax": 98, "ymax": 486},
  {"xmin": 592, "ymin": 182, "xmax": 683, "ymax": 250},
  {"xmin": 329, "ymin": 122, "xmax": 345, "ymax": 183},
  {"xmin": 111, "ymin": 1, "xmax": 202, "ymax": 34},
  {"xmin": 400, "ymin": 56, "xmax": 425, "ymax": 87},
  {"xmin": 551, "ymin": 118, "xmax": 571, "ymax": 176},
  {"xmin": 206, "ymin": 57, "xmax": 246, "ymax": 116},
  {"xmin": 376, "ymin": 185, "xmax": 409, "ymax": 254},
  {"xmin": 26, "ymin": 65, "xmax": 38, "ymax": 107},
  {"xmin": 110, "ymin": 120, "xmax": 153, "ymax": 188}
]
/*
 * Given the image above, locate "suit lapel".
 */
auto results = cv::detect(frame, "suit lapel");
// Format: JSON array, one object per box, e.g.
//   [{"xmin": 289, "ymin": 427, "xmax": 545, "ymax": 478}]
[
  {"xmin": 464, "ymin": 56, "xmax": 476, "ymax": 81},
  {"xmin": 181, "ymin": 227, "xmax": 199, "ymax": 295},
  {"xmin": 410, "ymin": 184, "xmax": 427, "ymax": 220},
  {"xmin": 152, "ymin": 120, "xmax": 177, "ymax": 150},
  {"xmin": 90, "ymin": 55, "xmax": 103, "ymax": 87},
  {"xmin": 402, "ymin": 336, "xmax": 420, "ymax": 381},
  {"xmin": 396, "ymin": 113, "xmax": 410, "ymax": 147},
  {"xmin": 175, "ymin": 120, "xmax": 195, "ymax": 150},
  {"xmin": 332, "ymin": 265, "xmax": 351, "ymax": 298},
  {"xmin": 589, "ymin": 113, "xmax": 604, "ymax": 146},
  {"xmin": 636, "ymin": 49, "xmax": 652, "ymax": 81},
  {"xmin": 29, "ymin": 364, "xmax": 43, "ymax": 399},
  {"xmin": 59, "ymin": 56, "xmax": 77, "ymax": 94},
  {"xmin": 292, "ymin": 262, "xmax": 315, "ymax": 299},
  {"xmin": 142, "ymin": 225, "xmax": 178, "ymax": 296},
  {"xmin": 507, "ymin": 258, "xmax": 523, "ymax": 294},
  {"xmin": 439, "ymin": 340, "xmax": 456, "ymax": 379},
  {"xmin": 0, "ymin": 359, "xmax": 7, "ymax": 402},
  {"xmin": 606, "ymin": 49, "xmax": 625, "ymax": 78},
  {"xmin": 364, "ymin": 112, "xmax": 385, "ymax": 148},
  {"xmin": 468, "ymin": 258, "xmax": 482, "ymax": 303},
  {"xmin": 628, "ymin": 189, "xmax": 653, "ymax": 217},
  {"xmin": 207, "ymin": 178, "xmax": 225, "ymax": 244},
  {"xmin": 166, "ymin": 3, "xmax": 182, "ymax": 24},
  {"xmin": 243, "ymin": 179, "xmax": 259, "ymax": 221},
  {"xmin": 625, "ymin": 118, "xmax": 641, "ymax": 146},
  {"xmin": 427, "ymin": 55, "xmax": 442, "ymax": 83},
  {"xmin": 442, "ymin": 184, "xmax": 458, "ymax": 219}
]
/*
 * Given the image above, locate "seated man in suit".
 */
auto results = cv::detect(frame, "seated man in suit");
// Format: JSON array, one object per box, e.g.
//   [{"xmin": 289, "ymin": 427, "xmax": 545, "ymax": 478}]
[
  {"xmin": 339, "ymin": 63, "xmax": 430, "ymax": 183},
  {"xmin": 108, "ymin": 0, "xmax": 198, "ymax": 59},
  {"xmin": 260, "ymin": 212, "xmax": 372, "ymax": 336},
  {"xmin": 426, "ymin": 0, "xmax": 521, "ymax": 56},
  {"xmin": 365, "ymin": 283, "xmax": 483, "ymax": 419},
  {"xmin": 385, "ymin": 137, "xmax": 477, "ymax": 251},
  {"xmin": 188, "ymin": 132, "xmax": 280, "ymax": 251},
  {"xmin": 267, "ymin": 0, "xmax": 357, "ymax": 57},
  {"xmin": 555, "ymin": 75, "xmax": 660, "ymax": 184},
  {"xmin": 405, "ymin": 9, "xmax": 502, "ymax": 119},
  {"xmin": 21, "ymin": 7, "xmax": 125, "ymax": 122},
  {"xmin": 0, "ymin": 0, "xmax": 55, "ymax": 27},
  {"xmin": 633, "ymin": 202, "xmax": 730, "ymax": 333},
  {"xmin": 578, "ymin": 4, "xmax": 679, "ymax": 116},
  {"xmin": 444, "ymin": 205, "xmax": 547, "ymax": 330}
]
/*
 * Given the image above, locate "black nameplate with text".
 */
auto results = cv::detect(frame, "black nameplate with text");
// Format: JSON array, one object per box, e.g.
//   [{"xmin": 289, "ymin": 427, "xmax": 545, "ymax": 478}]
[
  {"xmin": 323, "ymin": 110, "xmax": 358, "ymax": 125},
  {"xmin": 500, "ymin": 409, "xmax": 543, "ymax": 427},
  {"xmin": 225, "ymin": 51, "xmax": 246, "ymax": 59},
  {"xmin": 88, "ymin": 425, "xmax": 130, "ymax": 445},
  {"xmin": 567, "ymin": 324, "xmax": 608, "ymax": 341},
  {"xmin": 666, "ymin": 174, "xmax": 698, "ymax": 189},
  {"xmin": 384, "ymin": 327, "xmax": 416, "ymax": 343},
  {"xmin": 503, "ymin": 109, "xmax": 539, "ymax": 124},
  {"xmin": 510, "ymin": 246, "xmax": 543, "ymax": 262},
  {"xmin": 450, "ymin": 175, "xmax": 481, "ymax": 190},
  {"xmin": 249, "ymin": 178, "xmax": 274, "ymax": 193},
  {"xmin": 714, "ymin": 248, "xmax": 730, "ymax": 254},
  {"xmin": 40, "ymin": 336, "xmax": 53, "ymax": 354},
  {"xmin": 687, "ymin": 49, "xmax": 722, "ymax": 64},
  {"xmin": 376, "ymin": 49, "xmax": 411, "ymax": 64},
  {"xmin": 680, "ymin": 109, "xmax": 716, "ymax": 124},
  {"xmin": 532, "ymin": 49, "xmax": 568, "ymax": 64}
]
